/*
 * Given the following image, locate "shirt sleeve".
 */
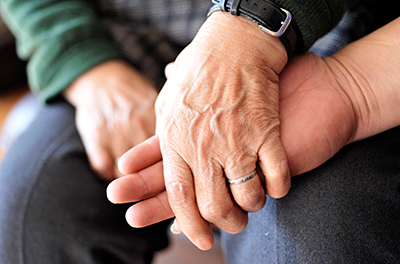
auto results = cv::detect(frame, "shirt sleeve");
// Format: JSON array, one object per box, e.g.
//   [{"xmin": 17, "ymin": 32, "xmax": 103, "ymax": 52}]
[
  {"xmin": 0, "ymin": 0, "xmax": 125, "ymax": 102},
  {"xmin": 272, "ymin": 0, "xmax": 356, "ymax": 52}
]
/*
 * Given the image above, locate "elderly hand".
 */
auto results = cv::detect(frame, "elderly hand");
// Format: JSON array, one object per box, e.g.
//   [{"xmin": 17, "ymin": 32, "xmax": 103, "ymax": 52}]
[
  {"xmin": 108, "ymin": 17, "xmax": 400, "ymax": 250},
  {"xmin": 155, "ymin": 13, "xmax": 291, "ymax": 249},
  {"xmin": 111, "ymin": 12, "xmax": 291, "ymax": 250},
  {"xmin": 107, "ymin": 51, "xmax": 358, "ymax": 250},
  {"xmin": 63, "ymin": 60, "xmax": 157, "ymax": 181}
]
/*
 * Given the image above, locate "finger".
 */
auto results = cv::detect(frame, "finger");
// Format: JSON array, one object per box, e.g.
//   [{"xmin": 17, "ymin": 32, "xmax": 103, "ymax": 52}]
[
  {"xmin": 164, "ymin": 62, "xmax": 176, "ymax": 79},
  {"xmin": 163, "ymin": 151, "xmax": 214, "ymax": 251},
  {"xmin": 107, "ymin": 161, "xmax": 165, "ymax": 204},
  {"xmin": 226, "ymin": 168, "xmax": 266, "ymax": 213},
  {"xmin": 83, "ymin": 138, "xmax": 115, "ymax": 181},
  {"xmin": 170, "ymin": 218, "xmax": 182, "ymax": 234},
  {"xmin": 118, "ymin": 135, "xmax": 162, "ymax": 174},
  {"xmin": 194, "ymin": 163, "xmax": 249, "ymax": 233},
  {"xmin": 125, "ymin": 191, "xmax": 174, "ymax": 227},
  {"xmin": 110, "ymin": 129, "xmax": 135, "ymax": 178},
  {"xmin": 258, "ymin": 134, "xmax": 291, "ymax": 198},
  {"xmin": 223, "ymin": 151, "xmax": 266, "ymax": 212},
  {"xmin": 110, "ymin": 127, "xmax": 134, "ymax": 163}
]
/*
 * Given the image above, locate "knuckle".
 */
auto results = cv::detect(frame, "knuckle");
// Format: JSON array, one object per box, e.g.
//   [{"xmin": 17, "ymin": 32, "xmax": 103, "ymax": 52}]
[
  {"xmin": 198, "ymin": 199, "xmax": 249, "ymax": 234},
  {"xmin": 90, "ymin": 158, "xmax": 113, "ymax": 175},
  {"xmin": 165, "ymin": 180, "xmax": 192, "ymax": 204},
  {"xmin": 235, "ymin": 190, "xmax": 266, "ymax": 212},
  {"xmin": 224, "ymin": 155, "xmax": 257, "ymax": 175},
  {"xmin": 220, "ymin": 212, "xmax": 248, "ymax": 234},
  {"xmin": 267, "ymin": 160, "xmax": 289, "ymax": 183},
  {"xmin": 199, "ymin": 201, "xmax": 233, "ymax": 224},
  {"xmin": 266, "ymin": 171, "xmax": 291, "ymax": 199}
]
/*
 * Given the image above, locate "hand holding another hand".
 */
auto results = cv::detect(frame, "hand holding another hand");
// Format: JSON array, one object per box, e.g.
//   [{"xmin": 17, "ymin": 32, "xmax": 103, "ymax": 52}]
[
  {"xmin": 108, "ymin": 15, "xmax": 400, "ymax": 252},
  {"xmin": 154, "ymin": 12, "xmax": 291, "ymax": 249},
  {"xmin": 109, "ymin": 11, "xmax": 291, "ymax": 250},
  {"xmin": 107, "ymin": 51, "xmax": 358, "ymax": 250}
]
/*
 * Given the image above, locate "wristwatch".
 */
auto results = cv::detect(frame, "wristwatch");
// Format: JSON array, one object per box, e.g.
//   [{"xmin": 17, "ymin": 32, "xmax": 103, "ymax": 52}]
[{"xmin": 209, "ymin": 0, "xmax": 299, "ymax": 58}]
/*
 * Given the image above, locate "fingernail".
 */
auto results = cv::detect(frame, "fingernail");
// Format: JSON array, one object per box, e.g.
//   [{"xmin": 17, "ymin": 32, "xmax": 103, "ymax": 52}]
[
  {"xmin": 195, "ymin": 237, "xmax": 213, "ymax": 251},
  {"xmin": 170, "ymin": 219, "xmax": 182, "ymax": 234}
]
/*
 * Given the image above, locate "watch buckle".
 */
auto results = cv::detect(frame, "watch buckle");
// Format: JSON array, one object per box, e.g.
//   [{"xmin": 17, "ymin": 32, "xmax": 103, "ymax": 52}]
[{"xmin": 258, "ymin": 8, "xmax": 291, "ymax": 37}]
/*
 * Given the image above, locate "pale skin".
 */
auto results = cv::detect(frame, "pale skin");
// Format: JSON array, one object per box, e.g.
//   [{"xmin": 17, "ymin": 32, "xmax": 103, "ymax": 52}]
[
  {"xmin": 63, "ymin": 60, "xmax": 158, "ymax": 181},
  {"xmin": 107, "ymin": 15, "xmax": 400, "ymax": 251},
  {"xmin": 157, "ymin": 12, "xmax": 290, "ymax": 250}
]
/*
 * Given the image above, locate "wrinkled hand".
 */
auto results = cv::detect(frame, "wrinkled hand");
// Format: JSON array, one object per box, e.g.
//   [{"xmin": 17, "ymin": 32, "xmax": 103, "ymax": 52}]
[
  {"xmin": 63, "ymin": 60, "xmax": 157, "ymax": 181},
  {"xmin": 109, "ymin": 17, "xmax": 400, "ymax": 250},
  {"xmin": 107, "ymin": 52, "xmax": 358, "ymax": 249},
  {"xmin": 153, "ymin": 13, "xmax": 290, "ymax": 249}
]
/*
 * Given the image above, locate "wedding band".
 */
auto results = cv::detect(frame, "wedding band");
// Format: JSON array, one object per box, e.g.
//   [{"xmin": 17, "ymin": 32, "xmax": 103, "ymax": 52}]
[{"xmin": 228, "ymin": 170, "xmax": 257, "ymax": 185}]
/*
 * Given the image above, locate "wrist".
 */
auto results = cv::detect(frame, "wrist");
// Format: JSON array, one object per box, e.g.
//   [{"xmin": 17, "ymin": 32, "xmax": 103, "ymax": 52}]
[
  {"xmin": 209, "ymin": 0, "xmax": 298, "ymax": 59},
  {"xmin": 63, "ymin": 60, "xmax": 157, "ymax": 108},
  {"xmin": 323, "ymin": 53, "xmax": 381, "ymax": 144},
  {"xmin": 204, "ymin": 12, "xmax": 288, "ymax": 73}
]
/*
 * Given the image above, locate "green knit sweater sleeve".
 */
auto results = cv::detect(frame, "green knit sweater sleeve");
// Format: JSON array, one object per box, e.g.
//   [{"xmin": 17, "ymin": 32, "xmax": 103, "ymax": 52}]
[
  {"xmin": 0, "ymin": 0, "xmax": 124, "ymax": 102},
  {"xmin": 273, "ymin": 0, "xmax": 356, "ymax": 52}
]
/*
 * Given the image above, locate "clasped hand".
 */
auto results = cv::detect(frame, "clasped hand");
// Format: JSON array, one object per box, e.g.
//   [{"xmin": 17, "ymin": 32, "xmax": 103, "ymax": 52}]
[
  {"xmin": 108, "ymin": 15, "xmax": 400, "ymax": 252},
  {"xmin": 109, "ymin": 13, "xmax": 293, "ymax": 251},
  {"xmin": 107, "ymin": 48, "xmax": 360, "ymax": 250}
]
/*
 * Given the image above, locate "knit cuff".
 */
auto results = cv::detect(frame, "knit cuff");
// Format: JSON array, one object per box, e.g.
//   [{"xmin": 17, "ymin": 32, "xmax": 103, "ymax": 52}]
[
  {"xmin": 274, "ymin": 0, "xmax": 352, "ymax": 52},
  {"xmin": 28, "ymin": 38, "xmax": 125, "ymax": 102}
]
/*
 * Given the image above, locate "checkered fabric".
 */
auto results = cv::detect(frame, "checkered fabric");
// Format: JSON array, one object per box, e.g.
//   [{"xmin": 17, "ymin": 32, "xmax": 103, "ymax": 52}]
[
  {"xmin": 310, "ymin": 0, "xmax": 377, "ymax": 57},
  {"xmin": 95, "ymin": 0, "xmax": 378, "ymax": 88},
  {"xmin": 95, "ymin": 0, "xmax": 211, "ymax": 89}
]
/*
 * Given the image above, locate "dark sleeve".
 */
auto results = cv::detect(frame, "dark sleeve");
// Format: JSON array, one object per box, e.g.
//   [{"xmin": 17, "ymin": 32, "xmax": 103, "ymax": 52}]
[{"xmin": 273, "ymin": 0, "xmax": 356, "ymax": 52}]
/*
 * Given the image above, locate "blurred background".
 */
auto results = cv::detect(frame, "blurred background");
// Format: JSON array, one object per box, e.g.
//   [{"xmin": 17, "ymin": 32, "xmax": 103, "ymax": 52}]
[
  {"xmin": 0, "ymin": 16, "xmax": 27, "ymax": 91},
  {"xmin": 0, "ymin": 16, "xmax": 29, "ymax": 159}
]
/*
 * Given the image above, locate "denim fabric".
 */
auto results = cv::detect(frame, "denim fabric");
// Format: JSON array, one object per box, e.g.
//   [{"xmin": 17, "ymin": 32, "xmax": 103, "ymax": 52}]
[
  {"xmin": 0, "ymin": 100, "xmax": 169, "ymax": 264},
  {"xmin": 222, "ymin": 127, "xmax": 400, "ymax": 263}
]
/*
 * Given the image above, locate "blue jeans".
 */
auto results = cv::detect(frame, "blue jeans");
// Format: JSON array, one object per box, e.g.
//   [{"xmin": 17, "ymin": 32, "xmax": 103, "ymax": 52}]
[
  {"xmin": 222, "ymin": 126, "xmax": 400, "ymax": 263},
  {"xmin": 0, "ymin": 100, "xmax": 169, "ymax": 264}
]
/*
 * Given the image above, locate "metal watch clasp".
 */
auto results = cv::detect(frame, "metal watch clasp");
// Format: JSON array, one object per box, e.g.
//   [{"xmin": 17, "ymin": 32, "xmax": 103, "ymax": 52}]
[{"xmin": 258, "ymin": 8, "xmax": 291, "ymax": 37}]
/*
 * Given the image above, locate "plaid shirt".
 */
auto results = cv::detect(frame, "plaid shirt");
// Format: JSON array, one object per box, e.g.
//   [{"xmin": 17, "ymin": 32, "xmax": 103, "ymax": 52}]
[
  {"xmin": 310, "ymin": 0, "xmax": 377, "ymax": 57},
  {"xmin": 94, "ymin": 0, "xmax": 377, "ymax": 88},
  {"xmin": 95, "ymin": 0, "xmax": 211, "ymax": 89}
]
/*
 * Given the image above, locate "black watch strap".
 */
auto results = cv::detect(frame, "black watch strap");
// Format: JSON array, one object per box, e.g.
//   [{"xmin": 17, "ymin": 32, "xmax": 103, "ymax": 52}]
[{"xmin": 209, "ymin": 0, "xmax": 299, "ymax": 58}]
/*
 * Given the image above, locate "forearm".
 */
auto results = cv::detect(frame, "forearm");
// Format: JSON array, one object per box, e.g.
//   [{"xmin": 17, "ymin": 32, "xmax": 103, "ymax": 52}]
[
  {"xmin": 326, "ymin": 17, "xmax": 400, "ymax": 142},
  {"xmin": 0, "ymin": 0, "xmax": 123, "ymax": 102}
]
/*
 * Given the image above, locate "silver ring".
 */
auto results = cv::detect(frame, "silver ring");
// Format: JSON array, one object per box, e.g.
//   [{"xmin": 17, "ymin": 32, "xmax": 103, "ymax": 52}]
[{"xmin": 228, "ymin": 170, "xmax": 257, "ymax": 185}]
